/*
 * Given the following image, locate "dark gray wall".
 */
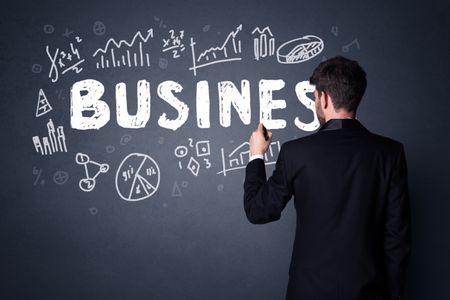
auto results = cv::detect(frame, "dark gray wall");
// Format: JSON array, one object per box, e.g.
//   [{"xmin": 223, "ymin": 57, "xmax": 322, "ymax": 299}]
[{"xmin": 1, "ymin": 0, "xmax": 449, "ymax": 299}]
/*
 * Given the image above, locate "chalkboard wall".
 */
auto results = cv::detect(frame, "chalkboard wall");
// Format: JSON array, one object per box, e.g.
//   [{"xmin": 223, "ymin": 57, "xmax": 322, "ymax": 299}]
[{"xmin": 1, "ymin": 0, "xmax": 449, "ymax": 299}]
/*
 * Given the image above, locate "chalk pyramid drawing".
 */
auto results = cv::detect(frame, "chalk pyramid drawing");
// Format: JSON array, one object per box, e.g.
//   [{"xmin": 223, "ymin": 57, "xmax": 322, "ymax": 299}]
[{"xmin": 35, "ymin": 89, "xmax": 53, "ymax": 117}]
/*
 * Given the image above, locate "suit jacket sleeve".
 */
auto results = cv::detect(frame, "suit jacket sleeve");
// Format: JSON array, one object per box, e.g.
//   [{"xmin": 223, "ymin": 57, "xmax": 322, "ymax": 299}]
[
  {"xmin": 384, "ymin": 144, "xmax": 412, "ymax": 300},
  {"xmin": 244, "ymin": 145, "xmax": 292, "ymax": 224}
]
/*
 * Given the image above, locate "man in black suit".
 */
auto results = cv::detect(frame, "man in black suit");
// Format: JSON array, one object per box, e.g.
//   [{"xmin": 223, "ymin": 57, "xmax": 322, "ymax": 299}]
[{"xmin": 244, "ymin": 56, "xmax": 411, "ymax": 300}]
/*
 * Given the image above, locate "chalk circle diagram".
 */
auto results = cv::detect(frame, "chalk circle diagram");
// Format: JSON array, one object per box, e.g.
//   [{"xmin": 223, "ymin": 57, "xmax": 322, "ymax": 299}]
[
  {"xmin": 276, "ymin": 35, "xmax": 324, "ymax": 64},
  {"xmin": 76, "ymin": 153, "xmax": 109, "ymax": 192},
  {"xmin": 115, "ymin": 153, "xmax": 160, "ymax": 201}
]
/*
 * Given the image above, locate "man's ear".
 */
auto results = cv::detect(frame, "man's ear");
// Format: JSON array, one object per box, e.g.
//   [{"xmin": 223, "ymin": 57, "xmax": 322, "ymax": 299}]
[{"xmin": 321, "ymin": 91, "xmax": 329, "ymax": 109}]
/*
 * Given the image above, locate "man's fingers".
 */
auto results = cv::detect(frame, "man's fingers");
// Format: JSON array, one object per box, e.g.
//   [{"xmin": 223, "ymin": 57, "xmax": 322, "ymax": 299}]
[{"xmin": 267, "ymin": 130, "xmax": 273, "ymax": 142}]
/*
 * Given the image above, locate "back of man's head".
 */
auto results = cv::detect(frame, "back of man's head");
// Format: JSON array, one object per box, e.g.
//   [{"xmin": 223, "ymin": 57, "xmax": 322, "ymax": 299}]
[{"xmin": 309, "ymin": 56, "xmax": 367, "ymax": 113}]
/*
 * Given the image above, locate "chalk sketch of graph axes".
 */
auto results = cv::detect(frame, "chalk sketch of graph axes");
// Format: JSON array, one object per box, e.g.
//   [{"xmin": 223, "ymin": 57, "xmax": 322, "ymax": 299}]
[
  {"xmin": 276, "ymin": 35, "xmax": 324, "ymax": 64},
  {"xmin": 92, "ymin": 29, "xmax": 154, "ymax": 69},
  {"xmin": 189, "ymin": 24, "xmax": 243, "ymax": 76}
]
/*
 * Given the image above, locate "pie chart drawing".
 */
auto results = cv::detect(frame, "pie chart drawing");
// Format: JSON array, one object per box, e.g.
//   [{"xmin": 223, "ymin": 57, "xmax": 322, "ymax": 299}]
[{"xmin": 115, "ymin": 153, "xmax": 160, "ymax": 201}]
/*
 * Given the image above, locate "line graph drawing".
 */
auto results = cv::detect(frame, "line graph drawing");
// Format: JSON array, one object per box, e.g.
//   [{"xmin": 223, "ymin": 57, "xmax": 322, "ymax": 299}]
[
  {"xmin": 252, "ymin": 26, "xmax": 275, "ymax": 61},
  {"xmin": 115, "ymin": 153, "xmax": 160, "ymax": 201},
  {"xmin": 189, "ymin": 24, "xmax": 243, "ymax": 76},
  {"xmin": 217, "ymin": 140, "xmax": 281, "ymax": 176},
  {"xmin": 92, "ymin": 29, "xmax": 154, "ymax": 69},
  {"xmin": 276, "ymin": 35, "xmax": 324, "ymax": 64}
]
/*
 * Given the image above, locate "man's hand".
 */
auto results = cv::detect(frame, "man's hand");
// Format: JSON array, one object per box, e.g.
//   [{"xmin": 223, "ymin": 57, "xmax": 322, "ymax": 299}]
[{"xmin": 249, "ymin": 123, "xmax": 273, "ymax": 156}]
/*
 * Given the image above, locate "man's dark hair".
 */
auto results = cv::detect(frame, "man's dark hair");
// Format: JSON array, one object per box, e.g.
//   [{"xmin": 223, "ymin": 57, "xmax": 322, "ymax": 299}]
[{"xmin": 309, "ymin": 56, "xmax": 367, "ymax": 113}]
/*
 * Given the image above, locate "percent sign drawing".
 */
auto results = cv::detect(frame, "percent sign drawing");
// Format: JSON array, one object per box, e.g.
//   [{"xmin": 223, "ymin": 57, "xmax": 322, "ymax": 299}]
[
  {"xmin": 115, "ymin": 153, "xmax": 160, "ymax": 201},
  {"xmin": 32, "ymin": 167, "xmax": 45, "ymax": 185}
]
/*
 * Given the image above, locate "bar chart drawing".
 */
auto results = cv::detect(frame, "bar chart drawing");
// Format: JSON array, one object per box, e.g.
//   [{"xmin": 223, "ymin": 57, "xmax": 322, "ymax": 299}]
[
  {"xmin": 252, "ymin": 26, "xmax": 275, "ymax": 61},
  {"xmin": 189, "ymin": 24, "xmax": 243, "ymax": 76},
  {"xmin": 32, "ymin": 119, "xmax": 67, "ymax": 156},
  {"xmin": 92, "ymin": 29, "xmax": 154, "ymax": 69}
]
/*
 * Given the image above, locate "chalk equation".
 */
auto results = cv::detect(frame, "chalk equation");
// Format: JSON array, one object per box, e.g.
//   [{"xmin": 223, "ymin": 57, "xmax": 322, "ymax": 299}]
[{"xmin": 46, "ymin": 36, "xmax": 85, "ymax": 82}]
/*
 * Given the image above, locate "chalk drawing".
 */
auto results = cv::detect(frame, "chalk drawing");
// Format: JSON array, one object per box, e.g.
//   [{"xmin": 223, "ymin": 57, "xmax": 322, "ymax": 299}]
[
  {"xmin": 202, "ymin": 25, "xmax": 211, "ymax": 32},
  {"xmin": 252, "ymin": 26, "xmax": 275, "ymax": 61},
  {"xmin": 53, "ymin": 171, "xmax": 69, "ymax": 185},
  {"xmin": 276, "ymin": 35, "xmax": 324, "ymax": 64},
  {"xmin": 115, "ymin": 153, "xmax": 160, "ymax": 201},
  {"xmin": 32, "ymin": 119, "xmax": 67, "ymax": 155},
  {"xmin": 217, "ymin": 184, "xmax": 224, "ymax": 192},
  {"xmin": 120, "ymin": 134, "xmax": 132, "ymax": 145},
  {"xmin": 92, "ymin": 29, "xmax": 154, "ymax": 69},
  {"xmin": 55, "ymin": 89, "xmax": 66, "ymax": 100},
  {"xmin": 159, "ymin": 58, "xmax": 169, "ymax": 69},
  {"xmin": 217, "ymin": 140, "xmax": 281, "ymax": 176},
  {"xmin": 93, "ymin": 21, "xmax": 106, "ymax": 36},
  {"xmin": 46, "ymin": 36, "xmax": 85, "ymax": 83},
  {"xmin": 31, "ymin": 64, "xmax": 42, "ymax": 74},
  {"xmin": 105, "ymin": 145, "xmax": 115, "ymax": 153},
  {"xmin": 75, "ymin": 153, "xmax": 109, "ymax": 192},
  {"xmin": 172, "ymin": 181, "xmax": 183, "ymax": 197},
  {"xmin": 331, "ymin": 26, "xmax": 338, "ymax": 37},
  {"xmin": 162, "ymin": 29, "xmax": 186, "ymax": 59},
  {"xmin": 35, "ymin": 89, "xmax": 53, "ymax": 117},
  {"xmin": 174, "ymin": 146, "xmax": 188, "ymax": 158},
  {"xmin": 33, "ymin": 167, "xmax": 45, "ymax": 185},
  {"xmin": 187, "ymin": 157, "xmax": 200, "ymax": 176},
  {"xmin": 174, "ymin": 139, "xmax": 211, "ymax": 176},
  {"xmin": 43, "ymin": 24, "xmax": 54, "ymax": 34},
  {"xmin": 63, "ymin": 28, "xmax": 74, "ymax": 38},
  {"xmin": 89, "ymin": 207, "xmax": 99, "ymax": 215},
  {"xmin": 342, "ymin": 38, "xmax": 360, "ymax": 52},
  {"xmin": 153, "ymin": 16, "xmax": 168, "ymax": 29},
  {"xmin": 189, "ymin": 24, "xmax": 243, "ymax": 76}
]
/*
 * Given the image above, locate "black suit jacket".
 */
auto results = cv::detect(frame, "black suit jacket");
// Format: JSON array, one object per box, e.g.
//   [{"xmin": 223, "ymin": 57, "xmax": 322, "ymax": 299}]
[{"xmin": 244, "ymin": 119, "xmax": 411, "ymax": 300}]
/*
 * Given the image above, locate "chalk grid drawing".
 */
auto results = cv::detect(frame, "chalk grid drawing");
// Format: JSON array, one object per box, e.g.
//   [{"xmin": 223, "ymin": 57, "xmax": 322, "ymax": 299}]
[
  {"xmin": 276, "ymin": 35, "xmax": 324, "ymax": 64},
  {"xmin": 252, "ymin": 26, "xmax": 275, "ymax": 61},
  {"xmin": 32, "ymin": 119, "xmax": 67, "ymax": 156},
  {"xmin": 35, "ymin": 89, "xmax": 53, "ymax": 117},
  {"xmin": 162, "ymin": 29, "xmax": 186, "ymax": 59},
  {"xmin": 217, "ymin": 140, "xmax": 281, "ymax": 176},
  {"xmin": 189, "ymin": 24, "xmax": 243, "ymax": 76},
  {"xmin": 92, "ymin": 29, "xmax": 154, "ymax": 69},
  {"xmin": 46, "ymin": 36, "xmax": 85, "ymax": 83},
  {"xmin": 174, "ymin": 139, "xmax": 211, "ymax": 176},
  {"xmin": 342, "ymin": 38, "xmax": 360, "ymax": 52},
  {"xmin": 75, "ymin": 153, "xmax": 109, "ymax": 192},
  {"xmin": 115, "ymin": 153, "xmax": 160, "ymax": 201}
]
